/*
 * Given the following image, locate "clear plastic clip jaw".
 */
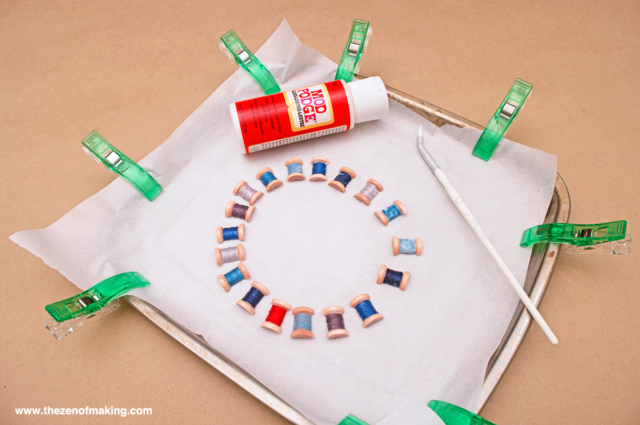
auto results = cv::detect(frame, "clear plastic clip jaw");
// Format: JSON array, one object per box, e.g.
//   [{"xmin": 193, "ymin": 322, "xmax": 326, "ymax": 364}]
[
  {"xmin": 45, "ymin": 298, "xmax": 124, "ymax": 340},
  {"xmin": 560, "ymin": 235, "xmax": 632, "ymax": 255}
]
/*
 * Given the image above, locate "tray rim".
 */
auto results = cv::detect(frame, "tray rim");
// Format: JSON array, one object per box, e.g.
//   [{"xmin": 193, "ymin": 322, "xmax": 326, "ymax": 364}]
[{"xmin": 124, "ymin": 82, "xmax": 570, "ymax": 424}]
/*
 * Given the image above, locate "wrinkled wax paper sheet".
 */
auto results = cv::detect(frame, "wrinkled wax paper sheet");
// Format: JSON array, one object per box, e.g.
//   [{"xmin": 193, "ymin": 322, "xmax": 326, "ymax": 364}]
[{"xmin": 11, "ymin": 20, "xmax": 557, "ymax": 425}]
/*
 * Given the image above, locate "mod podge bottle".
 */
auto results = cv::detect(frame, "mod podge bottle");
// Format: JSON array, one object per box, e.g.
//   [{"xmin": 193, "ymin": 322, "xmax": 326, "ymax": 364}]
[{"xmin": 229, "ymin": 77, "xmax": 389, "ymax": 153}]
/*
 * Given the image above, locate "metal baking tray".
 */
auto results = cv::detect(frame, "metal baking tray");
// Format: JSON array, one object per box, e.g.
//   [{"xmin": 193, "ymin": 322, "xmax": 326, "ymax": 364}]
[{"xmin": 124, "ymin": 81, "xmax": 571, "ymax": 424}]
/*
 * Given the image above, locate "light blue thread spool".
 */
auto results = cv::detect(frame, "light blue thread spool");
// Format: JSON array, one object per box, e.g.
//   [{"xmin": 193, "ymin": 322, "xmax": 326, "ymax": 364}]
[
  {"xmin": 393, "ymin": 237, "xmax": 422, "ymax": 256},
  {"xmin": 285, "ymin": 158, "xmax": 305, "ymax": 182},
  {"xmin": 291, "ymin": 306, "xmax": 314, "ymax": 339},
  {"xmin": 350, "ymin": 294, "xmax": 384, "ymax": 328},
  {"xmin": 310, "ymin": 157, "xmax": 329, "ymax": 181},
  {"xmin": 375, "ymin": 200, "xmax": 406, "ymax": 226},
  {"xmin": 217, "ymin": 262, "xmax": 250, "ymax": 292},
  {"xmin": 256, "ymin": 167, "xmax": 283, "ymax": 192}
]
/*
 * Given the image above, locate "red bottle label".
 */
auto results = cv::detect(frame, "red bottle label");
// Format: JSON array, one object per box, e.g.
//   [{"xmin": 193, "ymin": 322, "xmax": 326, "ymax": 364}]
[{"xmin": 233, "ymin": 80, "xmax": 352, "ymax": 153}]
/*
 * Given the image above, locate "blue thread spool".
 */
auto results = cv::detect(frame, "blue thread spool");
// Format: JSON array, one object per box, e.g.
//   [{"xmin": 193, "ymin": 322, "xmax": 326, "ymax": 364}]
[
  {"xmin": 217, "ymin": 262, "xmax": 250, "ymax": 292},
  {"xmin": 291, "ymin": 306, "xmax": 314, "ymax": 339},
  {"xmin": 217, "ymin": 224, "xmax": 245, "ymax": 243},
  {"xmin": 350, "ymin": 294, "xmax": 384, "ymax": 328},
  {"xmin": 285, "ymin": 158, "xmax": 306, "ymax": 182},
  {"xmin": 256, "ymin": 167, "xmax": 283, "ymax": 192},
  {"xmin": 354, "ymin": 178, "xmax": 384, "ymax": 206},
  {"xmin": 328, "ymin": 167, "xmax": 356, "ymax": 193},
  {"xmin": 236, "ymin": 281, "xmax": 270, "ymax": 314},
  {"xmin": 392, "ymin": 237, "xmax": 422, "ymax": 256},
  {"xmin": 215, "ymin": 243, "xmax": 246, "ymax": 266},
  {"xmin": 310, "ymin": 157, "xmax": 329, "ymax": 181},
  {"xmin": 225, "ymin": 201, "xmax": 256, "ymax": 222},
  {"xmin": 375, "ymin": 200, "xmax": 406, "ymax": 226},
  {"xmin": 377, "ymin": 264, "xmax": 410, "ymax": 291},
  {"xmin": 233, "ymin": 180, "xmax": 264, "ymax": 206}
]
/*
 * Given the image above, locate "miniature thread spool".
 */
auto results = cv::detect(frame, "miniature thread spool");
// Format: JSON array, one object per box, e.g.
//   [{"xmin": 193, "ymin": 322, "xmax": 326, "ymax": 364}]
[
  {"xmin": 217, "ymin": 262, "xmax": 250, "ymax": 292},
  {"xmin": 392, "ymin": 237, "xmax": 422, "ymax": 256},
  {"xmin": 354, "ymin": 179, "xmax": 384, "ymax": 206},
  {"xmin": 236, "ymin": 281, "xmax": 270, "ymax": 315},
  {"xmin": 375, "ymin": 200, "xmax": 406, "ymax": 226},
  {"xmin": 309, "ymin": 157, "xmax": 330, "ymax": 181},
  {"xmin": 225, "ymin": 201, "xmax": 256, "ymax": 222},
  {"xmin": 215, "ymin": 243, "xmax": 246, "ymax": 266},
  {"xmin": 350, "ymin": 294, "xmax": 384, "ymax": 328},
  {"xmin": 377, "ymin": 265, "xmax": 410, "ymax": 291},
  {"xmin": 261, "ymin": 299, "xmax": 292, "ymax": 333},
  {"xmin": 285, "ymin": 158, "xmax": 305, "ymax": 182},
  {"xmin": 328, "ymin": 167, "xmax": 356, "ymax": 193},
  {"xmin": 233, "ymin": 180, "xmax": 263, "ymax": 206},
  {"xmin": 256, "ymin": 167, "xmax": 283, "ymax": 192},
  {"xmin": 291, "ymin": 306, "xmax": 314, "ymax": 339},
  {"xmin": 217, "ymin": 224, "xmax": 245, "ymax": 244},
  {"xmin": 322, "ymin": 306, "xmax": 349, "ymax": 339}
]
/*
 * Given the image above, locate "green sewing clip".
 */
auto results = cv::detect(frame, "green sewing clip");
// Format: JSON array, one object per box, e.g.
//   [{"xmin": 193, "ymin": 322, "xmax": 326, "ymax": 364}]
[
  {"xmin": 428, "ymin": 400, "xmax": 495, "ymax": 425},
  {"xmin": 472, "ymin": 78, "xmax": 533, "ymax": 161},
  {"xmin": 44, "ymin": 272, "xmax": 150, "ymax": 339},
  {"xmin": 335, "ymin": 19, "xmax": 372, "ymax": 83},
  {"xmin": 82, "ymin": 131, "xmax": 162, "ymax": 201},
  {"xmin": 219, "ymin": 29, "xmax": 280, "ymax": 95},
  {"xmin": 338, "ymin": 414, "xmax": 369, "ymax": 425},
  {"xmin": 520, "ymin": 220, "xmax": 627, "ymax": 247}
]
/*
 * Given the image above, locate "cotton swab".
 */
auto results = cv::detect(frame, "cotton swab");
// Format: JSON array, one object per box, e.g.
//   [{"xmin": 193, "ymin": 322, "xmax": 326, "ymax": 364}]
[{"xmin": 417, "ymin": 125, "xmax": 558, "ymax": 346}]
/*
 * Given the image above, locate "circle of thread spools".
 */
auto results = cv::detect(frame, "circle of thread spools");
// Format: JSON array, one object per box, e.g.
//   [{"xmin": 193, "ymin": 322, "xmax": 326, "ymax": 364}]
[
  {"xmin": 217, "ymin": 262, "xmax": 251, "ymax": 292},
  {"xmin": 285, "ymin": 158, "xmax": 306, "ymax": 182},
  {"xmin": 377, "ymin": 265, "xmax": 410, "ymax": 291},
  {"xmin": 375, "ymin": 200, "xmax": 406, "ymax": 226},
  {"xmin": 217, "ymin": 224, "xmax": 245, "ymax": 243},
  {"xmin": 261, "ymin": 299, "xmax": 292, "ymax": 333},
  {"xmin": 233, "ymin": 180, "xmax": 264, "ymax": 206},
  {"xmin": 392, "ymin": 237, "xmax": 422, "ymax": 256},
  {"xmin": 237, "ymin": 281, "xmax": 270, "ymax": 315},
  {"xmin": 291, "ymin": 306, "xmax": 314, "ymax": 339},
  {"xmin": 350, "ymin": 294, "xmax": 384, "ymax": 328},
  {"xmin": 309, "ymin": 157, "xmax": 330, "ymax": 181},
  {"xmin": 215, "ymin": 243, "xmax": 246, "ymax": 266},
  {"xmin": 226, "ymin": 201, "xmax": 256, "ymax": 222},
  {"xmin": 328, "ymin": 167, "xmax": 356, "ymax": 193},
  {"xmin": 354, "ymin": 178, "xmax": 384, "ymax": 206},
  {"xmin": 322, "ymin": 306, "xmax": 349, "ymax": 339},
  {"xmin": 256, "ymin": 167, "xmax": 283, "ymax": 192}
]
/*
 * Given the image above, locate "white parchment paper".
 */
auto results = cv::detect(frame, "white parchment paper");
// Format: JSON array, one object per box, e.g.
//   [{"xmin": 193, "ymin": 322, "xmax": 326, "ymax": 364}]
[{"xmin": 11, "ymin": 20, "xmax": 557, "ymax": 425}]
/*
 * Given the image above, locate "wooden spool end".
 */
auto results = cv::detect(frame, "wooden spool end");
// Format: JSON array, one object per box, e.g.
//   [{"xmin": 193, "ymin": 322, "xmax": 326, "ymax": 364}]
[
  {"xmin": 225, "ymin": 201, "xmax": 235, "ymax": 218},
  {"xmin": 400, "ymin": 271, "xmax": 411, "ymax": 291},
  {"xmin": 217, "ymin": 275, "xmax": 231, "ymax": 292},
  {"xmin": 238, "ymin": 262, "xmax": 251, "ymax": 279},
  {"xmin": 376, "ymin": 265, "xmax": 387, "ymax": 284}
]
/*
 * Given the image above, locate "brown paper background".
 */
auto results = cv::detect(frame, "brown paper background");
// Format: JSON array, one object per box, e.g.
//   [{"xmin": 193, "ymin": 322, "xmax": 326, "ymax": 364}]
[{"xmin": 1, "ymin": 1, "xmax": 639, "ymax": 424}]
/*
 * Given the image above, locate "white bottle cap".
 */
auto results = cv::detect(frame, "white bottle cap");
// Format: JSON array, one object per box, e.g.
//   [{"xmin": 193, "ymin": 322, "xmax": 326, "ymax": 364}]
[{"xmin": 346, "ymin": 76, "xmax": 389, "ymax": 124}]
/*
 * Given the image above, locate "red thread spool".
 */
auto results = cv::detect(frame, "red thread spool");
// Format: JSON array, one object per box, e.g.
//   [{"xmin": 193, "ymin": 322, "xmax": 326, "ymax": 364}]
[{"xmin": 261, "ymin": 299, "xmax": 292, "ymax": 334}]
